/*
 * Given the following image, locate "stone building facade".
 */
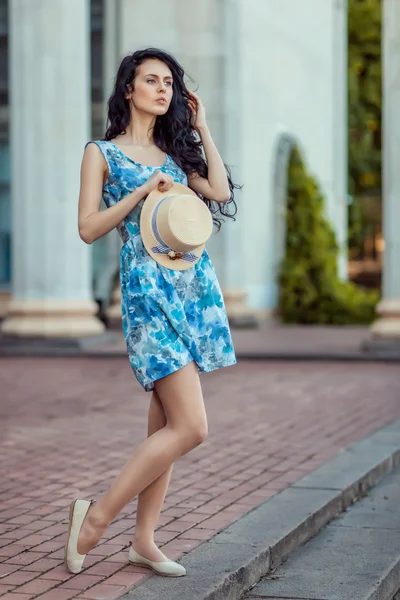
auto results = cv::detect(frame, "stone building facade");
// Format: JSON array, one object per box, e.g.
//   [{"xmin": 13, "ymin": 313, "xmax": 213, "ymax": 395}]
[{"xmin": 0, "ymin": 0, "xmax": 398, "ymax": 339}]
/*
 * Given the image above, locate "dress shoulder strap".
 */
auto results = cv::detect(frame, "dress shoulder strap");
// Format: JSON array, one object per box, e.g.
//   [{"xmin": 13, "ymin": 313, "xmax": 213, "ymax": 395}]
[{"xmin": 85, "ymin": 140, "xmax": 114, "ymax": 174}]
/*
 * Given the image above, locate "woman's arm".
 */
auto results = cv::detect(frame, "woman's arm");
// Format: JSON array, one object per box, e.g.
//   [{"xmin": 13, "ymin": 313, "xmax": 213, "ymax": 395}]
[
  {"xmin": 186, "ymin": 91, "xmax": 231, "ymax": 203},
  {"xmin": 78, "ymin": 144, "xmax": 173, "ymax": 244},
  {"xmin": 78, "ymin": 144, "xmax": 147, "ymax": 244}
]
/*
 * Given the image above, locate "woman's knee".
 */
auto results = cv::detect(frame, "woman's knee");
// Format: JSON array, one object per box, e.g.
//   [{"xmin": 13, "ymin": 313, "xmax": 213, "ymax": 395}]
[
  {"xmin": 188, "ymin": 421, "xmax": 208, "ymax": 447},
  {"xmin": 154, "ymin": 362, "xmax": 208, "ymax": 449},
  {"xmin": 183, "ymin": 417, "xmax": 208, "ymax": 450}
]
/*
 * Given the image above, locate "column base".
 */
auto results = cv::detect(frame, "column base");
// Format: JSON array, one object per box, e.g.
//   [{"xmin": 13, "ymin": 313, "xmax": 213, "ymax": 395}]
[
  {"xmin": 0, "ymin": 298, "xmax": 105, "ymax": 338},
  {"xmin": 362, "ymin": 299, "xmax": 400, "ymax": 357},
  {"xmin": 369, "ymin": 299, "xmax": 400, "ymax": 339},
  {"xmin": 370, "ymin": 318, "xmax": 400, "ymax": 339},
  {"xmin": 222, "ymin": 288, "xmax": 259, "ymax": 328}
]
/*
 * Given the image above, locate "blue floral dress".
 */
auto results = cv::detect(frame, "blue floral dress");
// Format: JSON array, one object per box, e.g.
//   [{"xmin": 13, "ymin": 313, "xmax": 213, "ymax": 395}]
[{"xmin": 89, "ymin": 140, "xmax": 237, "ymax": 392}]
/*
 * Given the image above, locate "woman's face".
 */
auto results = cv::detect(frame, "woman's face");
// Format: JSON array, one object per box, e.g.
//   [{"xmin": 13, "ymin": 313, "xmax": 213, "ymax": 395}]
[{"xmin": 130, "ymin": 58, "xmax": 174, "ymax": 116}]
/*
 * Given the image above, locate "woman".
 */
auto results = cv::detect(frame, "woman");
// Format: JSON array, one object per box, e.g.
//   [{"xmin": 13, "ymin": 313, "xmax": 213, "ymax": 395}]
[{"xmin": 65, "ymin": 48, "xmax": 239, "ymax": 577}]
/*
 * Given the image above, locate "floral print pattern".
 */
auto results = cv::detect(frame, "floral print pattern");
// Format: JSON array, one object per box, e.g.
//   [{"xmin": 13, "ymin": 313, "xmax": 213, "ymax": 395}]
[{"xmin": 89, "ymin": 140, "xmax": 237, "ymax": 391}]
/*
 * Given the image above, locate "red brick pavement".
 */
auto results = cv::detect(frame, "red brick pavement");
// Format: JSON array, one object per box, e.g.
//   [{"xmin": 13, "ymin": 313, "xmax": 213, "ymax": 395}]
[{"xmin": 0, "ymin": 358, "xmax": 399, "ymax": 599}]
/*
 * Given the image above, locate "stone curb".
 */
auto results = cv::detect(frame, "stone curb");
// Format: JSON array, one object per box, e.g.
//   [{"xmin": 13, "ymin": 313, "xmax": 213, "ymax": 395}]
[
  {"xmin": 246, "ymin": 464, "xmax": 400, "ymax": 600},
  {"xmin": 120, "ymin": 418, "xmax": 400, "ymax": 600},
  {"xmin": 372, "ymin": 560, "xmax": 400, "ymax": 600}
]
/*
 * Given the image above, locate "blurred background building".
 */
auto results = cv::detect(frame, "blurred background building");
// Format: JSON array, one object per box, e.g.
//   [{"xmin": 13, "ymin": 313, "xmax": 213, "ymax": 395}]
[{"xmin": 0, "ymin": 0, "xmax": 398, "ymax": 342}]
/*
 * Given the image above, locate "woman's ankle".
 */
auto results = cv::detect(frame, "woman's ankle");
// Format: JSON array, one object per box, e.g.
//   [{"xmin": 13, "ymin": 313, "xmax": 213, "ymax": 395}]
[
  {"xmin": 87, "ymin": 502, "xmax": 111, "ymax": 531},
  {"xmin": 133, "ymin": 531, "xmax": 155, "ymax": 546}
]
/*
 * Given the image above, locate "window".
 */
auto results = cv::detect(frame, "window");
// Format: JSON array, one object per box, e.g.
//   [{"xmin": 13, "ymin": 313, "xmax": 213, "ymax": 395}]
[
  {"xmin": 91, "ymin": 0, "xmax": 104, "ymax": 139},
  {"xmin": 0, "ymin": 0, "xmax": 8, "ymax": 142},
  {"xmin": 0, "ymin": 0, "xmax": 9, "ymax": 287}
]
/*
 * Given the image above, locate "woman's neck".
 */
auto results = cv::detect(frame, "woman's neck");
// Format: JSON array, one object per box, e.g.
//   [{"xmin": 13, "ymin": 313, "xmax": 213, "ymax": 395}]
[{"xmin": 123, "ymin": 110, "xmax": 156, "ymax": 146}]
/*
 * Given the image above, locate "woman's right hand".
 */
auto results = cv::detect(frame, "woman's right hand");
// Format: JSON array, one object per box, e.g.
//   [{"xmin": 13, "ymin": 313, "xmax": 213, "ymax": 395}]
[{"xmin": 141, "ymin": 170, "xmax": 174, "ymax": 196}]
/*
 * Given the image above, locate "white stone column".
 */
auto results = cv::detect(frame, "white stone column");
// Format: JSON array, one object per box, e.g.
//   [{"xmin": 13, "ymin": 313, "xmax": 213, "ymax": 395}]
[
  {"xmin": 175, "ymin": 0, "xmax": 225, "ymax": 275},
  {"xmin": 100, "ymin": 0, "xmax": 254, "ymax": 326},
  {"xmin": 370, "ymin": 0, "xmax": 400, "ymax": 340},
  {"xmin": 333, "ymin": 0, "xmax": 348, "ymax": 280},
  {"xmin": 118, "ymin": 0, "xmax": 179, "ymax": 55},
  {"xmin": 1, "ymin": 0, "xmax": 104, "ymax": 338},
  {"xmin": 219, "ymin": 0, "xmax": 257, "ymax": 325},
  {"xmin": 174, "ymin": 0, "xmax": 255, "ymax": 325},
  {"xmin": 177, "ymin": 0, "xmax": 256, "ymax": 325},
  {"xmin": 100, "ymin": 0, "xmax": 180, "ymax": 329}
]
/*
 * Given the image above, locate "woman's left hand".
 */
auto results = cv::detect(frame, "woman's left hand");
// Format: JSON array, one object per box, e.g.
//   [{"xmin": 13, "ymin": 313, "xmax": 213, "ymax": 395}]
[{"xmin": 187, "ymin": 90, "xmax": 207, "ymax": 131}]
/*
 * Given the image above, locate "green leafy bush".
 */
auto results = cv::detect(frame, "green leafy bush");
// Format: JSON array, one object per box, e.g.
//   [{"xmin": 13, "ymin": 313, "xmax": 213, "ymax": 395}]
[
  {"xmin": 278, "ymin": 147, "xmax": 379, "ymax": 324},
  {"xmin": 348, "ymin": 0, "xmax": 381, "ymax": 197},
  {"xmin": 348, "ymin": 0, "xmax": 382, "ymax": 250}
]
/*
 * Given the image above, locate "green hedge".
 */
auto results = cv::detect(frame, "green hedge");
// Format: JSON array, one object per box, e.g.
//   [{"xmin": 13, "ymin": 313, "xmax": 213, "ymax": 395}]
[
  {"xmin": 348, "ymin": 0, "xmax": 381, "ymax": 197},
  {"xmin": 348, "ymin": 0, "xmax": 382, "ymax": 251},
  {"xmin": 278, "ymin": 147, "xmax": 379, "ymax": 325}
]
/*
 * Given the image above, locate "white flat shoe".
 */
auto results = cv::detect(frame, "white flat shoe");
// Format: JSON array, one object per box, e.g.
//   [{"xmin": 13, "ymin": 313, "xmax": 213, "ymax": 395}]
[
  {"xmin": 128, "ymin": 546, "xmax": 186, "ymax": 577},
  {"xmin": 64, "ymin": 499, "xmax": 95, "ymax": 574}
]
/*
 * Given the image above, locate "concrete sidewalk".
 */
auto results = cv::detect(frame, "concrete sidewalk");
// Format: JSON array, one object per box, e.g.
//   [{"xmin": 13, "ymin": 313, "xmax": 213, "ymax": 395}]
[
  {"xmin": 0, "ymin": 358, "xmax": 399, "ymax": 599},
  {"xmin": 95, "ymin": 324, "xmax": 373, "ymax": 358},
  {"xmin": 1, "ymin": 322, "xmax": 398, "ymax": 360}
]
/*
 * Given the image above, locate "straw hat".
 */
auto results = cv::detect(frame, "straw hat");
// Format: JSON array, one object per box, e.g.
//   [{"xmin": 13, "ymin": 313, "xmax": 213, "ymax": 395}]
[{"xmin": 140, "ymin": 182, "xmax": 213, "ymax": 270}]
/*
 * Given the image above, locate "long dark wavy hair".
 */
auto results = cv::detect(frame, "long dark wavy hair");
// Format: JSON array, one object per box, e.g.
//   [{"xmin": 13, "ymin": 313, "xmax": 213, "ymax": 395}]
[{"xmin": 104, "ymin": 48, "xmax": 240, "ymax": 231}]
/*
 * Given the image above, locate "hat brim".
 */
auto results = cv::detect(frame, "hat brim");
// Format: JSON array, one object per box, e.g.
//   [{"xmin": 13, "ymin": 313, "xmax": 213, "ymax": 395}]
[{"xmin": 140, "ymin": 182, "xmax": 206, "ymax": 271}]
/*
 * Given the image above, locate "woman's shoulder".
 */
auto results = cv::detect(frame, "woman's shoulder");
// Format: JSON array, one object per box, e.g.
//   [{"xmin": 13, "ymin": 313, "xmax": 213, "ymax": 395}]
[
  {"xmin": 84, "ymin": 140, "xmax": 118, "ymax": 165},
  {"xmin": 82, "ymin": 141, "xmax": 117, "ymax": 180},
  {"xmin": 85, "ymin": 139, "xmax": 110, "ymax": 151}
]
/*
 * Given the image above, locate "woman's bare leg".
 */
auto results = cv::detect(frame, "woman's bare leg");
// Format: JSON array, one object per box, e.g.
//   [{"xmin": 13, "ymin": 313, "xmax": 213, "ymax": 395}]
[
  {"xmin": 77, "ymin": 361, "xmax": 207, "ymax": 555},
  {"xmin": 132, "ymin": 389, "xmax": 174, "ymax": 561}
]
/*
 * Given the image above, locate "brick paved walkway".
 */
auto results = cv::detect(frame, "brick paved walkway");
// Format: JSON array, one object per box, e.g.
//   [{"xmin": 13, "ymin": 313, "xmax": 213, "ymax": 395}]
[{"xmin": 0, "ymin": 358, "xmax": 399, "ymax": 599}]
